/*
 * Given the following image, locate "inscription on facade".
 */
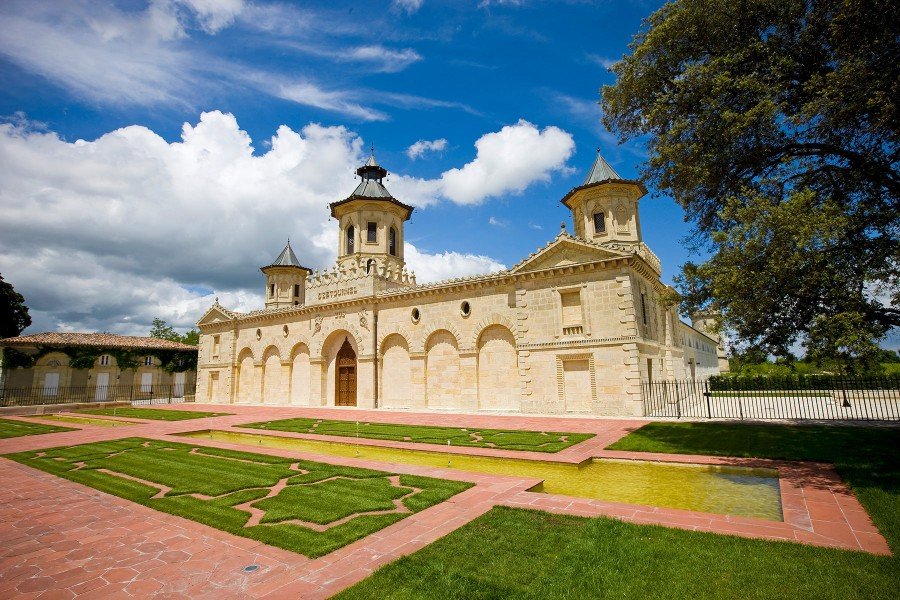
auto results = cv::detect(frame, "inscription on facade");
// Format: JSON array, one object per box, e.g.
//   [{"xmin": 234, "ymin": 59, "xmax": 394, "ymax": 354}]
[{"xmin": 318, "ymin": 287, "xmax": 357, "ymax": 301}]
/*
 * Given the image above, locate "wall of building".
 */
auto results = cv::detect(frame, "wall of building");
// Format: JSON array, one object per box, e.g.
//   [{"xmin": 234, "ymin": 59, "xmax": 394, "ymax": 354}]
[{"xmin": 196, "ymin": 259, "xmax": 723, "ymax": 417}]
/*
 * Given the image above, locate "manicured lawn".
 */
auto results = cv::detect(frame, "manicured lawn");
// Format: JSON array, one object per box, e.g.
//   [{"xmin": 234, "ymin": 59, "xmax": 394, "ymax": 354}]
[
  {"xmin": 6, "ymin": 437, "xmax": 471, "ymax": 558},
  {"xmin": 0, "ymin": 417, "xmax": 76, "ymax": 439},
  {"xmin": 336, "ymin": 506, "xmax": 897, "ymax": 600},
  {"xmin": 78, "ymin": 407, "xmax": 231, "ymax": 421},
  {"xmin": 238, "ymin": 418, "xmax": 594, "ymax": 452},
  {"xmin": 607, "ymin": 422, "xmax": 900, "ymax": 551}
]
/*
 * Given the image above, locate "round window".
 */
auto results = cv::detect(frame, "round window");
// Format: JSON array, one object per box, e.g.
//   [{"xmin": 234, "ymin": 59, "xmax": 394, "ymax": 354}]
[
  {"xmin": 460, "ymin": 301, "xmax": 471, "ymax": 317},
  {"xmin": 411, "ymin": 308, "xmax": 420, "ymax": 323},
  {"xmin": 255, "ymin": 328, "xmax": 262, "ymax": 341}
]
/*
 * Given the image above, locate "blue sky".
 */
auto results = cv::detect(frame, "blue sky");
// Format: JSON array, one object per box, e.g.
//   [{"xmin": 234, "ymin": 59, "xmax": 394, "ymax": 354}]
[{"xmin": 0, "ymin": 0, "xmax": 703, "ymax": 336}]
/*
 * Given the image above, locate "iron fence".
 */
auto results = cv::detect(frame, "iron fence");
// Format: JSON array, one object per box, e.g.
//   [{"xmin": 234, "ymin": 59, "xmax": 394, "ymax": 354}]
[
  {"xmin": 0, "ymin": 382, "xmax": 196, "ymax": 408},
  {"xmin": 641, "ymin": 376, "xmax": 900, "ymax": 421}
]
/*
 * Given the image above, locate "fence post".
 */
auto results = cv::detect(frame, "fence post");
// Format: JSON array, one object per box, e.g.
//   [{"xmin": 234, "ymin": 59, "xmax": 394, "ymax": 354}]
[
  {"xmin": 705, "ymin": 380, "xmax": 712, "ymax": 419},
  {"xmin": 675, "ymin": 384, "xmax": 682, "ymax": 419}
]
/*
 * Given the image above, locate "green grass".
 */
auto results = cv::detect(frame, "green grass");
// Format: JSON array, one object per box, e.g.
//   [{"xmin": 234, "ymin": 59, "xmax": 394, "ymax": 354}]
[
  {"xmin": 78, "ymin": 407, "xmax": 231, "ymax": 421},
  {"xmin": 5, "ymin": 437, "xmax": 471, "ymax": 558},
  {"xmin": 336, "ymin": 506, "xmax": 897, "ymax": 600},
  {"xmin": 0, "ymin": 417, "xmax": 76, "ymax": 439},
  {"xmin": 238, "ymin": 418, "xmax": 594, "ymax": 452},
  {"xmin": 339, "ymin": 422, "xmax": 900, "ymax": 598},
  {"xmin": 608, "ymin": 422, "xmax": 900, "ymax": 551}
]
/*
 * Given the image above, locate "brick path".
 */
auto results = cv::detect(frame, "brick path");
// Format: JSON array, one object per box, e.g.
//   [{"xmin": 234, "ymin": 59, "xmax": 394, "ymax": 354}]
[{"xmin": 0, "ymin": 405, "xmax": 891, "ymax": 598}]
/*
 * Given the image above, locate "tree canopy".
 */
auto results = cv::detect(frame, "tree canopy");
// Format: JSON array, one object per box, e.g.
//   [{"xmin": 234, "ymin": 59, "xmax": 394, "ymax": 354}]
[
  {"xmin": 0, "ymin": 274, "xmax": 31, "ymax": 339},
  {"xmin": 601, "ymin": 0, "xmax": 899, "ymax": 369},
  {"xmin": 149, "ymin": 318, "xmax": 199, "ymax": 346}
]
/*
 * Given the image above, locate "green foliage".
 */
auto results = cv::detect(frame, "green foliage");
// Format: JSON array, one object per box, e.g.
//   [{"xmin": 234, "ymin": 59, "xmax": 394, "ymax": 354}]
[
  {"xmin": 0, "ymin": 417, "xmax": 75, "ymax": 439},
  {"xmin": 150, "ymin": 318, "xmax": 199, "ymax": 347},
  {"xmin": 6, "ymin": 437, "xmax": 471, "ymax": 559},
  {"xmin": 0, "ymin": 273, "xmax": 31, "ymax": 338},
  {"xmin": 708, "ymin": 373, "xmax": 899, "ymax": 391},
  {"xmin": 601, "ymin": 0, "xmax": 899, "ymax": 370},
  {"xmin": 1, "ymin": 347, "xmax": 35, "ymax": 369},
  {"xmin": 149, "ymin": 317, "xmax": 179, "ymax": 341},
  {"xmin": 240, "ymin": 418, "xmax": 594, "ymax": 453},
  {"xmin": 77, "ymin": 407, "xmax": 229, "ymax": 421}
]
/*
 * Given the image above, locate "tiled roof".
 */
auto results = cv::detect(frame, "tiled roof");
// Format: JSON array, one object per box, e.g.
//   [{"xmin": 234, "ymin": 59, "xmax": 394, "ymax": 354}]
[
  {"xmin": 583, "ymin": 151, "xmax": 622, "ymax": 184},
  {"xmin": 262, "ymin": 242, "xmax": 310, "ymax": 271},
  {"xmin": 0, "ymin": 332, "xmax": 198, "ymax": 351}
]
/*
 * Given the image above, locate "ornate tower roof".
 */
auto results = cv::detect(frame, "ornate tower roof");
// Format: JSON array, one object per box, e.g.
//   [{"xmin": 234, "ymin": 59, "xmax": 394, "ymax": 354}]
[
  {"xmin": 260, "ymin": 241, "xmax": 310, "ymax": 273},
  {"xmin": 560, "ymin": 150, "xmax": 646, "ymax": 208},
  {"xmin": 330, "ymin": 149, "xmax": 414, "ymax": 219},
  {"xmin": 582, "ymin": 151, "xmax": 622, "ymax": 184}
]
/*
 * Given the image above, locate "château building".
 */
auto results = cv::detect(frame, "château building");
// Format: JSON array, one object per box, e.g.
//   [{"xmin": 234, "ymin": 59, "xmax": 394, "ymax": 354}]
[{"xmin": 196, "ymin": 152, "xmax": 724, "ymax": 415}]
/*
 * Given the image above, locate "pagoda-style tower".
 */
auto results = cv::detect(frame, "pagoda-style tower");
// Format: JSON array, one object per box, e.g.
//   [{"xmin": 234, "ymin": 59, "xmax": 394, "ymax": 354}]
[
  {"xmin": 329, "ymin": 151, "xmax": 413, "ymax": 276},
  {"xmin": 560, "ymin": 151, "xmax": 647, "ymax": 246},
  {"xmin": 260, "ymin": 241, "xmax": 311, "ymax": 309}
]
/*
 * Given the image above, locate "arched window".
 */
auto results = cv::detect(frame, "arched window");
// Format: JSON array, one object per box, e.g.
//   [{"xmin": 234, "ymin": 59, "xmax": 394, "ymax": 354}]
[
  {"xmin": 346, "ymin": 225, "xmax": 355, "ymax": 254},
  {"xmin": 389, "ymin": 226, "xmax": 397, "ymax": 256}
]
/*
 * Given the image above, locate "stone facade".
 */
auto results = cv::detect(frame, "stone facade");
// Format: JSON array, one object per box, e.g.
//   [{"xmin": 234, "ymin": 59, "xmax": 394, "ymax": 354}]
[{"xmin": 196, "ymin": 153, "xmax": 722, "ymax": 416}]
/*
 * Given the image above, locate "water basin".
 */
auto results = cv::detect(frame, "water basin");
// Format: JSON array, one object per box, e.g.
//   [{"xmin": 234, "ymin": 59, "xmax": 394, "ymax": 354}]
[
  {"xmin": 36, "ymin": 414, "xmax": 141, "ymax": 427},
  {"xmin": 177, "ymin": 429, "xmax": 783, "ymax": 521}
]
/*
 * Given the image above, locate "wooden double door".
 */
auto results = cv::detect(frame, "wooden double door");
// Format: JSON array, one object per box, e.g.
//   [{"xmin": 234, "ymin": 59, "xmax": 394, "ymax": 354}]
[{"xmin": 335, "ymin": 339, "xmax": 357, "ymax": 407}]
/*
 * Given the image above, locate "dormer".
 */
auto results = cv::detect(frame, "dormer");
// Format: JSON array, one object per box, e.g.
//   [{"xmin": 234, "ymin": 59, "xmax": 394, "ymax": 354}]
[
  {"xmin": 329, "ymin": 151, "xmax": 414, "ymax": 276},
  {"xmin": 260, "ymin": 241, "xmax": 311, "ymax": 309},
  {"xmin": 560, "ymin": 151, "xmax": 647, "ymax": 245}
]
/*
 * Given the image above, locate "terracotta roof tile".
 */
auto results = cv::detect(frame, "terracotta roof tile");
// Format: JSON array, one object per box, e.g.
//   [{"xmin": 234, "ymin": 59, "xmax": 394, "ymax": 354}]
[{"xmin": 0, "ymin": 332, "xmax": 197, "ymax": 351}]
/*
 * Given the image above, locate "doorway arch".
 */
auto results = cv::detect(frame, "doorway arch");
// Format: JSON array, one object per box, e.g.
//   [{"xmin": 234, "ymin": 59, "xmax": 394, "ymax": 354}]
[{"xmin": 335, "ymin": 338, "xmax": 357, "ymax": 406}]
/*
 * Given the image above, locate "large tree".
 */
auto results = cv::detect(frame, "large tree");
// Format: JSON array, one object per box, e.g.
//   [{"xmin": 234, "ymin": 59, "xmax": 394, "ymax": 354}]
[
  {"xmin": 602, "ymin": 0, "xmax": 899, "ymax": 368},
  {"xmin": 0, "ymin": 274, "xmax": 31, "ymax": 339}
]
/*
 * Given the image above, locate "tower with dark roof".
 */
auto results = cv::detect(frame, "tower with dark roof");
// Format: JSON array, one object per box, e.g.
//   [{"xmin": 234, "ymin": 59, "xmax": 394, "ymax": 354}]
[
  {"xmin": 260, "ymin": 241, "xmax": 311, "ymax": 309},
  {"xmin": 560, "ymin": 151, "xmax": 647, "ymax": 245},
  {"xmin": 329, "ymin": 150, "xmax": 414, "ymax": 277}
]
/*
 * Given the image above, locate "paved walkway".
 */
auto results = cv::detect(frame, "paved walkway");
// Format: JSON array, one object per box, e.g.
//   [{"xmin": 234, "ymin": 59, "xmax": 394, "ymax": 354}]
[{"xmin": 0, "ymin": 404, "xmax": 891, "ymax": 598}]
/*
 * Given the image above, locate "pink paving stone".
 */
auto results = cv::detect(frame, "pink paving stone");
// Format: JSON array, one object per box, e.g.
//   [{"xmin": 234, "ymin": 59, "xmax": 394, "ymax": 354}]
[{"xmin": 0, "ymin": 404, "xmax": 893, "ymax": 599}]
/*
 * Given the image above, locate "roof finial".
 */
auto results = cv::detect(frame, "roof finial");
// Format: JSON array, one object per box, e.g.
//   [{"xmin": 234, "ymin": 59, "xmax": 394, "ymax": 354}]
[{"xmin": 370, "ymin": 142, "xmax": 375, "ymax": 157}]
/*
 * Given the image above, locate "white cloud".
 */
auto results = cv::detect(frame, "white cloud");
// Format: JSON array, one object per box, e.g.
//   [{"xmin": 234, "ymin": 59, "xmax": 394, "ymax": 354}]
[
  {"xmin": 272, "ymin": 81, "xmax": 389, "ymax": 122},
  {"xmin": 393, "ymin": 0, "xmax": 424, "ymax": 15},
  {"xmin": 341, "ymin": 45, "xmax": 422, "ymax": 73},
  {"xmin": 586, "ymin": 53, "xmax": 617, "ymax": 70},
  {"xmin": 0, "ymin": 2, "xmax": 192, "ymax": 105},
  {"xmin": 177, "ymin": 0, "xmax": 246, "ymax": 33},
  {"xmin": 0, "ymin": 112, "xmax": 550, "ymax": 334},
  {"xmin": 406, "ymin": 138, "xmax": 448, "ymax": 159},
  {"xmin": 438, "ymin": 119, "xmax": 574, "ymax": 204},
  {"xmin": 488, "ymin": 217, "xmax": 508, "ymax": 227},
  {"xmin": 392, "ymin": 120, "xmax": 574, "ymax": 206},
  {"xmin": 404, "ymin": 244, "xmax": 506, "ymax": 283}
]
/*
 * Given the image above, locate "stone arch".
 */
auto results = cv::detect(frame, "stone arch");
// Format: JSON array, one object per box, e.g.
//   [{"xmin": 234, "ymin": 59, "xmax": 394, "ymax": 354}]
[
  {"xmin": 425, "ymin": 329, "xmax": 460, "ymax": 409},
  {"xmin": 237, "ymin": 349, "xmax": 257, "ymax": 404},
  {"xmin": 261, "ymin": 346, "xmax": 283, "ymax": 405},
  {"xmin": 413, "ymin": 322, "xmax": 463, "ymax": 354},
  {"xmin": 36, "ymin": 351, "xmax": 70, "ymax": 367},
  {"xmin": 311, "ymin": 323, "xmax": 364, "ymax": 357},
  {"xmin": 467, "ymin": 313, "xmax": 519, "ymax": 349},
  {"xmin": 477, "ymin": 325, "xmax": 519, "ymax": 411},
  {"xmin": 290, "ymin": 342, "xmax": 311, "ymax": 406},
  {"xmin": 380, "ymin": 333, "xmax": 411, "ymax": 409},
  {"xmin": 377, "ymin": 324, "xmax": 412, "ymax": 351},
  {"xmin": 320, "ymin": 329, "xmax": 360, "ymax": 407}
]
